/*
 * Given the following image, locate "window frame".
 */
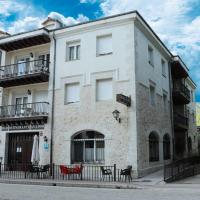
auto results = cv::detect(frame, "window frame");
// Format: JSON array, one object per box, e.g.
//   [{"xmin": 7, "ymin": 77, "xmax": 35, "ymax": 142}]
[
  {"xmin": 149, "ymin": 84, "xmax": 156, "ymax": 106},
  {"xmin": 71, "ymin": 131, "xmax": 105, "ymax": 164},
  {"xmin": 96, "ymin": 34, "xmax": 113, "ymax": 57},
  {"xmin": 96, "ymin": 78, "xmax": 113, "ymax": 101},
  {"xmin": 64, "ymin": 82, "xmax": 80, "ymax": 105},
  {"xmin": 148, "ymin": 45, "xmax": 154, "ymax": 67},
  {"xmin": 66, "ymin": 41, "xmax": 81, "ymax": 61},
  {"xmin": 161, "ymin": 59, "xmax": 166, "ymax": 77}
]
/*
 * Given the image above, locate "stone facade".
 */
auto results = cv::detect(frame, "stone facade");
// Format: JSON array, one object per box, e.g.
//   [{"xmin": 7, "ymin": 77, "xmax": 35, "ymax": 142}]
[{"xmin": 136, "ymin": 83, "xmax": 172, "ymax": 177}]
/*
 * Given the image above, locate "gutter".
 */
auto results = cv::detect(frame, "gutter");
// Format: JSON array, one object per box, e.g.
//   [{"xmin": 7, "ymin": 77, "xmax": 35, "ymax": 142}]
[
  {"xmin": 50, "ymin": 32, "xmax": 56, "ymax": 169},
  {"xmin": 168, "ymin": 61, "xmax": 175, "ymax": 160}
]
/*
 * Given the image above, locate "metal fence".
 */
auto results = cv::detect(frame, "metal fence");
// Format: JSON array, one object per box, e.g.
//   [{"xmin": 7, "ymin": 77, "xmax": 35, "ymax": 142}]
[
  {"xmin": 0, "ymin": 163, "xmax": 133, "ymax": 182},
  {"xmin": 164, "ymin": 156, "xmax": 200, "ymax": 182}
]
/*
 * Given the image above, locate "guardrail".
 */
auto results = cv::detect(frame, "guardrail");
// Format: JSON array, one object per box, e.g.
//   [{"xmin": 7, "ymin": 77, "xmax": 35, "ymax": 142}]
[{"xmin": 164, "ymin": 156, "xmax": 200, "ymax": 182}]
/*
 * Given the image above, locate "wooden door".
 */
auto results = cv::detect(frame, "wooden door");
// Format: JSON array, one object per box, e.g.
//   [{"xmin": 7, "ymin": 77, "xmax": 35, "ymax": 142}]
[{"xmin": 8, "ymin": 133, "xmax": 38, "ymax": 170}]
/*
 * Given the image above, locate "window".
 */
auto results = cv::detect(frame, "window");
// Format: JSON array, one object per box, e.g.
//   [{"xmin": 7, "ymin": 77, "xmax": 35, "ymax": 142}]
[
  {"xmin": 163, "ymin": 93, "xmax": 167, "ymax": 111},
  {"xmin": 149, "ymin": 132, "xmax": 159, "ymax": 162},
  {"xmin": 188, "ymin": 137, "xmax": 192, "ymax": 153},
  {"xmin": 161, "ymin": 59, "xmax": 166, "ymax": 77},
  {"xmin": 71, "ymin": 131, "xmax": 105, "ymax": 163},
  {"xmin": 65, "ymin": 83, "xmax": 80, "ymax": 104},
  {"xmin": 96, "ymin": 79, "xmax": 113, "ymax": 101},
  {"xmin": 149, "ymin": 84, "xmax": 156, "ymax": 106},
  {"xmin": 163, "ymin": 134, "xmax": 171, "ymax": 160},
  {"xmin": 148, "ymin": 46, "xmax": 154, "ymax": 66},
  {"xmin": 67, "ymin": 41, "xmax": 80, "ymax": 61},
  {"xmin": 97, "ymin": 35, "xmax": 112, "ymax": 56}
]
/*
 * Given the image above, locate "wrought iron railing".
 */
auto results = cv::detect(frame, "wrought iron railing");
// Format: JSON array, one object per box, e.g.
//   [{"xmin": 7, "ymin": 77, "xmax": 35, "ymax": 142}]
[
  {"xmin": 0, "ymin": 102, "xmax": 49, "ymax": 118},
  {"xmin": 173, "ymin": 82, "xmax": 190, "ymax": 100},
  {"xmin": 0, "ymin": 59, "xmax": 49, "ymax": 79},
  {"xmin": 0, "ymin": 163, "xmax": 133, "ymax": 182},
  {"xmin": 164, "ymin": 156, "xmax": 200, "ymax": 182}
]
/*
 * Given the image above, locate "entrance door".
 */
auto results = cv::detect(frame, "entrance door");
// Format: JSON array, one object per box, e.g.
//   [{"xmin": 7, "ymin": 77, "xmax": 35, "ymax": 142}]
[{"xmin": 8, "ymin": 133, "xmax": 38, "ymax": 170}]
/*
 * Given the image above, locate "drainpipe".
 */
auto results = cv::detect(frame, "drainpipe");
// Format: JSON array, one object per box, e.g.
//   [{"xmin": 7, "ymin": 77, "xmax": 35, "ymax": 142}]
[
  {"xmin": 168, "ymin": 60, "xmax": 175, "ymax": 160},
  {"xmin": 50, "ymin": 32, "xmax": 56, "ymax": 168}
]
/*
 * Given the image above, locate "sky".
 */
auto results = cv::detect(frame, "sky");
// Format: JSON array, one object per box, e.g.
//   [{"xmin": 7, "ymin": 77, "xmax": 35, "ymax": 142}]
[{"xmin": 0, "ymin": 0, "xmax": 200, "ymax": 101}]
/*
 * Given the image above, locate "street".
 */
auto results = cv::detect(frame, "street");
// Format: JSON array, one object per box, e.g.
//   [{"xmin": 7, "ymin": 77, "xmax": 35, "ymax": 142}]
[{"xmin": 0, "ymin": 183, "xmax": 200, "ymax": 200}]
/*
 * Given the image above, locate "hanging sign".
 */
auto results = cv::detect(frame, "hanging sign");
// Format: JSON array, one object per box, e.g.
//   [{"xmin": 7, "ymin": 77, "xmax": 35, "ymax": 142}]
[{"xmin": 116, "ymin": 94, "xmax": 131, "ymax": 107}]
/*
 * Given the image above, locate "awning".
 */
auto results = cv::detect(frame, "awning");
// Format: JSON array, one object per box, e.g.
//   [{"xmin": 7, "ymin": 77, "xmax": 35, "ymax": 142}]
[{"xmin": 0, "ymin": 29, "xmax": 50, "ymax": 52}]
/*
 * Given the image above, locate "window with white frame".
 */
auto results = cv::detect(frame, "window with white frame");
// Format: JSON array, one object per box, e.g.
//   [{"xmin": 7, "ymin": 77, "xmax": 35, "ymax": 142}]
[
  {"xmin": 67, "ymin": 41, "xmax": 80, "ymax": 61},
  {"xmin": 71, "ymin": 131, "xmax": 105, "ymax": 164},
  {"xmin": 65, "ymin": 83, "xmax": 80, "ymax": 104},
  {"xmin": 96, "ymin": 79, "xmax": 113, "ymax": 101},
  {"xmin": 163, "ymin": 93, "xmax": 167, "ymax": 111},
  {"xmin": 149, "ymin": 84, "xmax": 156, "ymax": 106},
  {"xmin": 162, "ymin": 59, "xmax": 166, "ymax": 77},
  {"xmin": 97, "ymin": 35, "xmax": 112, "ymax": 56},
  {"xmin": 148, "ymin": 46, "xmax": 154, "ymax": 66}
]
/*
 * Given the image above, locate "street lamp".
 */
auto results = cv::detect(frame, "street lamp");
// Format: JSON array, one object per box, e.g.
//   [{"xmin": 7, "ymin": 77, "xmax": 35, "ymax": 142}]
[{"xmin": 112, "ymin": 109, "xmax": 121, "ymax": 123}]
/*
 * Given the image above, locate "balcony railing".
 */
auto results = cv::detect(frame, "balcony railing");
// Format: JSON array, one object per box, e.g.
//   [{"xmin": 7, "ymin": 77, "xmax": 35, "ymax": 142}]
[
  {"xmin": 174, "ymin": 112, "xmax": 188, "ymax": 130},
  {"xmin": 0, "ymin": 59, "xmax": 49, "ymax": 87},
  {"xmin": 173, "ymin": 82, "xmax": 191, "ymax": 104},
  {"xmin": 0, "ymin": 102, "xmax": 49, "ymax": 122}
]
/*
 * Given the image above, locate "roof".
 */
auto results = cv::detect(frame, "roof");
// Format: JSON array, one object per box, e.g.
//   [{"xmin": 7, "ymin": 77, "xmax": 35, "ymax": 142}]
[{"xmin": 42, "ymin": 17, "xmax": 63, "ymax": 26}]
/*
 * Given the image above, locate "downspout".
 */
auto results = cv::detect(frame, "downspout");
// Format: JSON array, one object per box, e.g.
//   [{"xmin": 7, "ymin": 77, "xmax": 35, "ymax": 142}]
[
  {"xmin": 50, "ymin": 32, "xmax": 56, "ymax": 168},
  {"xmin": 168, "ymin": 60, "xmax": 175, "ymax": 160}
]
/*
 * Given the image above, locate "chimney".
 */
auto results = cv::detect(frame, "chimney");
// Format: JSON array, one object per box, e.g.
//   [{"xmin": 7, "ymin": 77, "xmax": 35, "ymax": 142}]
[
  {"xmin": 0, "ymin": 30, "xmax": 10, "ymax": 38},
  {"xmin": 42, "ymin": 17, "xmax": 63, "ymax": 30}
]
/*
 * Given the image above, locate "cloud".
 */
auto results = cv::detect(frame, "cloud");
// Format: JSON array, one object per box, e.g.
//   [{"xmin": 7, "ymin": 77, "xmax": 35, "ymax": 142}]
[
  {"xmin": 80, "ymin": 0, "xmax": 98, "ymax": 3},
  {"xmin": 0, "ymin": 0, "xmax": 25, "ymax": 17},
  {"xmin": 48, "ymin": 12, "xmax": 89, "ymax": 26},
  {"xmin": 7, "ymin": 16, "xmax": 44, "ymax": 34}
]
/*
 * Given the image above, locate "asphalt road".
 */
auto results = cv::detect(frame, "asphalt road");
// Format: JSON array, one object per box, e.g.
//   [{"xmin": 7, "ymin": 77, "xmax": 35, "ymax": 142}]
[{"xmin": 0, "ymin": 183, "xmax": 200, "ymax": 200}]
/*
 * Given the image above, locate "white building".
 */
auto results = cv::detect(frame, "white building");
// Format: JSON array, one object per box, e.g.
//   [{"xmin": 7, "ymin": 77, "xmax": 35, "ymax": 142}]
[{"xmin": 0, "ymin": 11, "xmax": 197, "ymax": 177}]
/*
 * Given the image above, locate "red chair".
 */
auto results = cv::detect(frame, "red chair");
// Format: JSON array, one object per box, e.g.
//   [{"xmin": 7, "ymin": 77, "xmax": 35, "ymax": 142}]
[{"xmin": 60, "ymin": 165, "xmax": 83, "ymax": 179}]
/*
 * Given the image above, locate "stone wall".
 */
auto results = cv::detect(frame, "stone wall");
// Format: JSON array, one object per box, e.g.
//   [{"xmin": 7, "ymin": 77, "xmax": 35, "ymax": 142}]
[{"xmin": 136, "ymin": 83, "xmax": 172, "ymax": 177}]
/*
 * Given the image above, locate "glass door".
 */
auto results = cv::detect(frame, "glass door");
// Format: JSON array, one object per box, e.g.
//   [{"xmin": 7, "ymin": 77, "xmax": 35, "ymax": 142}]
[
  {"xmin": 17, "ymin": 57, "xmax": 30, "ymax": 75},
  {"xmin": 15, "ymin": 97, "xmax": 28, "ymax": 115}
]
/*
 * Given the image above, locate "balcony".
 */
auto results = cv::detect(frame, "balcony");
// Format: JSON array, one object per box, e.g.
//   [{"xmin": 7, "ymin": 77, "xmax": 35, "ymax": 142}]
[
  {"xmin": 0, "ymin": 102, "xmax": 49, "ymax": 127},
  {"xmin": 0, "ymin": 59, "xmax": 49, "ymax": 87},
  {"xmin": 173, "ymin": 82, "xmax": 190, "ymax": 104},
  {"xmin": 174, "ymin": 112, "xmax": 188, "ymax": 131}
]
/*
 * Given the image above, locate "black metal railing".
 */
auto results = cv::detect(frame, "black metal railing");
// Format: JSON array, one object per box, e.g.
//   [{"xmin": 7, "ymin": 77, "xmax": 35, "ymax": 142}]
[
  {"xmin": 0, "ymin": 59, "xmax": 49, "ymax": 79},
  {"xmin": 0, "ymin": 163, "xmax": 133, "ymax": 182},
  {"xmin": 0, "ymin": 102, "xmax": 49, "ymax": 118},
  {"xmin": 174, "ymin": 112, "xmax": 188, "ymax": 127},
  {"xmin": 164, "ymin": 156, "xmax": 200, "ymax": 182},
  {"xmin": 173, "ymin": 82, "xmax": 190, "ymax": 100}
]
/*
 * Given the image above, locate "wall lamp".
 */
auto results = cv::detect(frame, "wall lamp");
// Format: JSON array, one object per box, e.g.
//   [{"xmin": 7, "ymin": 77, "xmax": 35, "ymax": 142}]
[
  {"xmin": 27, "ymin": 90, "xmax": 31, "ymax": 95},
  {"xmin": 112, "ymin": 109, "xmax": 121, "ymax": 123},
  {"xmin": 44, "ymin": 136, "xmax": 48, "ymax": 142}
]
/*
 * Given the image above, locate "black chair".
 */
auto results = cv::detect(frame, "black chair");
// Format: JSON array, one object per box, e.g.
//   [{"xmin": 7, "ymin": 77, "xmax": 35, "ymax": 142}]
[
  {"xmin": 100, "ymin": 166, "xmax": 112, "ymax": 181},
  {"xmin": 38, "ymin": 164, "xmax": 50, "ymax": 178},
  {"xmin": 120, "ymin": 165, "xmax": 132, "ymax": 181}
]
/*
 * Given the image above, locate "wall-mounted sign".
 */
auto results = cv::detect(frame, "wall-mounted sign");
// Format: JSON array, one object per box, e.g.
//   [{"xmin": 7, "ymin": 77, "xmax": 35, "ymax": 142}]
[
  {"xmin": 44, "ymin": 143, "xmax": 49, "ymax": 150},
  {"xmin": 116, "ymin": 94, "xmax": 131, "ymax": 107}
]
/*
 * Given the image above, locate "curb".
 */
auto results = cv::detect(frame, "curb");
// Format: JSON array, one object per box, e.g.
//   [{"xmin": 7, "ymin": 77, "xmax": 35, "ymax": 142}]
[{"xmin": 0, "ymin": 179, "xmax": 144, "ymax": 190}]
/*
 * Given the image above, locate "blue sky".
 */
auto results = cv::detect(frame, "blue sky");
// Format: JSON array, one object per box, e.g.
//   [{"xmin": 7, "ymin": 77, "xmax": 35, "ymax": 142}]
[{"xmin": 0, "ymin": 0, "xmax": 200, "ymax": 101}]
